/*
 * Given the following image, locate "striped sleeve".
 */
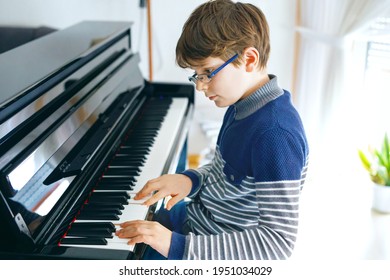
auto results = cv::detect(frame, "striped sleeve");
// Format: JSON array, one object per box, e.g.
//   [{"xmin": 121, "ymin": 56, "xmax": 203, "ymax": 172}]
[
  {"xmin": 182, "ymin": 163, "xmax": 213, "ymax": 197},
  {"xmin": 183, "ymin": 178, "xmax": 305, "ymax": 260}
]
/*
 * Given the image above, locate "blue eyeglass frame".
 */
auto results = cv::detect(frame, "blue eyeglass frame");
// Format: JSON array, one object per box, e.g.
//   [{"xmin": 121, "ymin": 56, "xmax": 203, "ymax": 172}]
[{"xmin": 188, "ymin": 53, "xmax": 239, "ymax": 84}]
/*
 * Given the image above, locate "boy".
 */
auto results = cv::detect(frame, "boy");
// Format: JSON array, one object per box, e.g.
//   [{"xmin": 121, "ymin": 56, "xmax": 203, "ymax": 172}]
[{"xmin": 116, "ymin": 0, "xmax": 309, "ymax": 260}]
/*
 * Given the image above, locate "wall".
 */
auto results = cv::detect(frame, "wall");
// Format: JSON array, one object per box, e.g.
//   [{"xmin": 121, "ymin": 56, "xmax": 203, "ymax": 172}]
[{"xmin": 0, "ymin": 0, "xmax": 296, "ymax": 154}]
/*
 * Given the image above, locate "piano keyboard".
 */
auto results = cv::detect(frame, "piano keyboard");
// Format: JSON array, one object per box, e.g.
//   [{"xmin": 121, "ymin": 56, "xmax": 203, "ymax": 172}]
[{"xmin": 59, "ymin": 97, "xmax": 189, "ymax": 251}]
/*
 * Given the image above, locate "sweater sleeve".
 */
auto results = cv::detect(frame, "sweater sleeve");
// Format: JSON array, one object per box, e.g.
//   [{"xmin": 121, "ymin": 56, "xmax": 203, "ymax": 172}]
[{"xmin": 182, "ymin": 163, "xmax": 213, "ymax": 197}]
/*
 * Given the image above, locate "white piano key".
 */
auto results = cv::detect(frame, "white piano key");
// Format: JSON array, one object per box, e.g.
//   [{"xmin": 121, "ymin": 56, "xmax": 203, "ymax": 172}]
[{"xmin": 61, "ymin": 237, "xmax": 135, "ymax": 251}]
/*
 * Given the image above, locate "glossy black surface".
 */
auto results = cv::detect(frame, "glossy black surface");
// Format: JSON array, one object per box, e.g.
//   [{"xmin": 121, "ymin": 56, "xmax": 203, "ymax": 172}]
[{"xmin": 0, "ymin": 21, "xmax": 132, "ymax": 111}]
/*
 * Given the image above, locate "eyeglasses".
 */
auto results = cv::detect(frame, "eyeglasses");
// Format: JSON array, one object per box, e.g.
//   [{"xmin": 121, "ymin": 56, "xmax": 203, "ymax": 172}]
[{"xmin": 188, "ymin": 54, "xmax": 239, "ymax": 84}]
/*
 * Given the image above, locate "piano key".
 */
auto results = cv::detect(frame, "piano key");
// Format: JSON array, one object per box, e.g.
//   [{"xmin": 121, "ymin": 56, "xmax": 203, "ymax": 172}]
[
  {"xmin": 61, "ymin": 237, "xmax": 108, "ymax": 245},
  {"xmin": 117, "ymin": 147, "xmax": 151, "ymax": 153},
  {"xmin": 61, "ymin": 235, "xmax": 134, "ymax": 251},
  {"xmin": 106, "ymin": 166, "xmax": 141, "ymax": 172},
  {"xmin": 77, "ymin": 213, "xmax": 120, "ymax": 220},
  {"xmin": 96, "ymin": 182, "xmax": 135, "ymax": 189},
  {"xmin": 103, "ymin": 168, "xmax": 140, "ymax": 176},
  {"xmin": 90, "ymin": 191, "xmax": 131, "ymax": 198},
  {"xmin": 98, "ymin": 178, "xmax": 136, "ymax": 185},
  {"xmin": 69, "ymin": 222, "xmax": 116, "ymax": 231},
  {"xmin": 87, "ymin": 195, "xmax": 129, "ymax": 204},
  {"xmin": 124, "ymin": 138, "xmax": 155, "ymax": 145},
  {"xmin": 67, "ymin": 228, "xmax": 113, "ymax": 238},
  {"xmin": 120, "ymin": 143, "xmax": 153, "ymax": 150},
  {"xmin": 80, "ymin": 208, "xmax": 122, "ymax": 216},
  {"xmin": 108, "ymin": 161, "xmax": 145, "ymax": 168},
  {"xmin": 94, "ymin": 184, "xmax": 133, "ymax": 191},
  {"xmin": 84, "ymin": 201, "xmax": 125, "ymax": 210},
  {"xmin": 82, "ymin": 203, "xmax": 124, "ymax": 212}
]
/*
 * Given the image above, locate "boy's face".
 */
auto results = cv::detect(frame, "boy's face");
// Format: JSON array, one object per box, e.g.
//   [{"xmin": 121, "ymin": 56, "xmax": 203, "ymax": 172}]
[{"xmin": 191, "ymin": 56, "xmax": 249, "ymax": 108}]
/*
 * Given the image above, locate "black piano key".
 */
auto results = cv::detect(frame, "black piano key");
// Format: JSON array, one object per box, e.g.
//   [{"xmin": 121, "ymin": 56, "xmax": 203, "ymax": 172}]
[
  {"xmin": 136, "ymin": 115, "xmax": 164, "ymax": 121},
  {"xmin": 113, "ymin": 154, "xmax": 147, "ymax": 160},
  {"xmin": 81, "ymin": 207, "xmax": 122, "ymax": 216},
  {"xmin": 98, "ymin": 178, "xmax": 136, "ymax": 185},
  {"xmin": 82, "ymin": 203, "xmax": 125, "ymax": 212},
  {"xmin": 97, "ymin": 178, "xmax": 137, "ymax": 184},
  {"xmin": 105, "ymin": 165, "xmax": 141, "ymax": 172},
  {"xmin": 70, "ymin": 222, "xmax": 116, "ymax": 231},
  {"xmin": 104, "ymin": 168, "xmax": 140, "ymax": 176},
  {"xmin": 107, "ymin": 165, "xmax": 141, "ymax": 171},
  {"xmin": 91, "ymin": 191, "xmax": 131, "ymax": 199},
  {"xmin": 89, "ymin": 192, "xmax": 130, "ymax": 200},
  {"xmin": 97, "ymin": 180, "xmax": 135, "ymax": 187},
  {"xmin": 118, "ymin": 147, "xmax": 151, "ymax": 153},
  {"xmin": 118, "ymin": 145, "xmax": 151, "ymax": 150},
  {"xmin": 134, "ymin": 123, "xmax": 162, "ymax": 130},
  {"xmin": 110, "ymin": 157, "xmax": 146, "ymax": 165},
  {"xmin": 124, "ymin": 138, "xmax": 155, "ymax": 145},
  {"xmin": 91, "ymin": 190, "xmax": 130, "ymax": 195},
  {"xmin": 77, "ymin": 212, "xmax": 120, "ymax": 220},
  {"xmin": 87, "ymin": 196, "xmax": 129, "ymax": 204},
  {"xmin": 101, "ymin": 172, "xmax": 137, "ymax": 178},
  {"xmin": 115, "ymin": 153, "xmax": 147, "ymax": 158},
  {"xmin": 67, "ymin": 228, "xmax": 113, "ymax": 238},
  {"xmin": 94, "ymin": 184, "xmax": 133, "ymax": 191},
  {"xmin": 130, "ymin": 131, "xmax": 158, "ymax": 137},
  {"xmin": 84, "ymin": 201, "xmax": 125, "ymax": 210},
  {"xmin": 61, "ymin": 237, "xmax": 107, "ymax": 245}
]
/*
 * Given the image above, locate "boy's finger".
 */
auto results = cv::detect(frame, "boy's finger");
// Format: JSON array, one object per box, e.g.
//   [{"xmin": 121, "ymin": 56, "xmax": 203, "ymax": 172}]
[
  {"xmin": 134, "ymin": 178, "xmax": 161, "ymax": 199},
  {"xmin": 165, "ymin": 196, "xmax": 181, "ymax": 210},
  {"xmin": 142, "ymin": 191, "xmax": 166, "ymax": 206}
]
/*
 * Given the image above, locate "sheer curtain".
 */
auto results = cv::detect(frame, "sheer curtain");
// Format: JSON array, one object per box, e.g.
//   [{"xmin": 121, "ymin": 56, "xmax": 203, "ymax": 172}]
[{"xmin": 294, "ymin": 0, "xmax": 390, "ymax": 154}]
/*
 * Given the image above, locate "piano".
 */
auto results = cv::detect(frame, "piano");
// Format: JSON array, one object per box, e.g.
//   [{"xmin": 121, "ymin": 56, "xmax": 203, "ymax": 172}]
[{"xmin": 0, "ymin": 21, "xmax": 194, "ymax": 259}]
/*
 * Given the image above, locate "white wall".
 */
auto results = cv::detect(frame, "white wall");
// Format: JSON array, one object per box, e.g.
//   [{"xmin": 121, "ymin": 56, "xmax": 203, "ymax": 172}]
[{"xmin": 0, "ymin": 0, "xmax": 296, "ymax": 154}]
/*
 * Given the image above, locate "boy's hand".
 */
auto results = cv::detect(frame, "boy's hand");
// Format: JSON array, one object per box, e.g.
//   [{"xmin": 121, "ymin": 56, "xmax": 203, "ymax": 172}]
[
  {"xmin": 116, "ymin": 220, "xmax": 172, "ymax": 258},
  {"xmin": 134, "ymin": 174, "xmax": 192, "ymax": 210}
]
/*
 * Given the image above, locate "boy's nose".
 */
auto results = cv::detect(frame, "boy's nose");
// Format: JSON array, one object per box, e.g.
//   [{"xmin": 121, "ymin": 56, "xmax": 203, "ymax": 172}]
[{"xmin": 195, "ymin": 80, "xmax": 207, "ymax": 92}]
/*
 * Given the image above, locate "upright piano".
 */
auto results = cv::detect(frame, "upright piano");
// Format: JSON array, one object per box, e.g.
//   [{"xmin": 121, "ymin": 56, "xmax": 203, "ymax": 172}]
[{"xmin": 0, "ymin": 21, "xmax": 194, "ymax": 259}]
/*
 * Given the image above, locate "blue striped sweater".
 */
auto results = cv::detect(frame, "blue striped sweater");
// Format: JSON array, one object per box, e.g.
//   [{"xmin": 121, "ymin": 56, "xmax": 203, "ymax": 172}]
[{"xmin": 169, "ymin": 75, "xmax": 309, "ymax": 260}]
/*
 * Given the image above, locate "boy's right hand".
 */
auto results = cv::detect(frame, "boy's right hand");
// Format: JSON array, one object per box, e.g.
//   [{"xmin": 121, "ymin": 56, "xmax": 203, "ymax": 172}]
[{"xmin": 134, "ymin": 174, "xmax": 192, "ymax": 210}]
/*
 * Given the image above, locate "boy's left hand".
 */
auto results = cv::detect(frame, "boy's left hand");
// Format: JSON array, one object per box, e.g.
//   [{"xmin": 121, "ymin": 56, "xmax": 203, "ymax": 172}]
[{"xmin": 115, "ymin": 220, "xmax": 172, "ymax": 258}]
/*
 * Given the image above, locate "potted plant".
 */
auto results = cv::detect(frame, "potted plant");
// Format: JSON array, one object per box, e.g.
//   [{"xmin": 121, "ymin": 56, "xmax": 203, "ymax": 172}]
[{"xmin": 358, "ymin": 133, "xmax": 390, "ymax": 213}]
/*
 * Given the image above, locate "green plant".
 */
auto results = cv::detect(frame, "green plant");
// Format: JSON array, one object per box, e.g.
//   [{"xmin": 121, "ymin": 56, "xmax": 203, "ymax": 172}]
[{"xmin": 358, "ymin": 133, "xmax": 390, "ymax": 186}]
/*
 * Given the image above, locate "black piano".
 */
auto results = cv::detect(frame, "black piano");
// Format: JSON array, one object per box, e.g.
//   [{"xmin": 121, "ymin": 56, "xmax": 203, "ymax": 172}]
[{"xmin": 0, "ymin": 21, "xmax": 194, "ymax": 259}]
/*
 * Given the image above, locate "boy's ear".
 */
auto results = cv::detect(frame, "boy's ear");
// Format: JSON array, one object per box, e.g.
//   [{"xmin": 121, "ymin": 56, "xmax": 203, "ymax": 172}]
[{"xmin": 243, "ymin": 47, "xmax": 259, "ymax": 72}]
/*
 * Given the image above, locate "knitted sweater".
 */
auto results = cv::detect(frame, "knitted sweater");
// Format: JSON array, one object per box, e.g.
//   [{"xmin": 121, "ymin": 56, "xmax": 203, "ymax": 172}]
[{"xmin": 168, "ymin": 75, "xmax": 309, "ymax": 260}]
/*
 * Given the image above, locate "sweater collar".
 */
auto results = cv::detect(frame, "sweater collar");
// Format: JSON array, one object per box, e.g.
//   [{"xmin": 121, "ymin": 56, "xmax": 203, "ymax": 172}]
[{"xmin": 233, "ymin": 74, "xmax": 284, "ymax": 120}]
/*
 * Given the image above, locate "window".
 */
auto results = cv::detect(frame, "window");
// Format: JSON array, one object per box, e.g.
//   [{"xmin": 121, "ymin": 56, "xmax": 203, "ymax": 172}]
[{"xmin": 361, "ymin": 17, "xmax": 390, "ymax": 142}]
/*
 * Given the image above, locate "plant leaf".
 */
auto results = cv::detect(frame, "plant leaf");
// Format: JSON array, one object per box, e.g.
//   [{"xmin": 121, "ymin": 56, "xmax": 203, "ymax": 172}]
[
  {"xmin": 358, "ymin": 150, "xmax": 371, "ymax": 171},
  {"xmin": 384, "ymin": 133, "xmax": 390, "ymax": 172}
]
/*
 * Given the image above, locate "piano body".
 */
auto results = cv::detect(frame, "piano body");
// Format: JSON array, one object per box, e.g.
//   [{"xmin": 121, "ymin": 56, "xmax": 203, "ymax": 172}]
[{"xmin": 0, "ymin": 21, "xmax": 194, "ymax": 259}]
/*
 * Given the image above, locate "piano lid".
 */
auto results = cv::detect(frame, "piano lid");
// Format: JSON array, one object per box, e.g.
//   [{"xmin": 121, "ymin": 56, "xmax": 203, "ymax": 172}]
[{"xmin": 0, "ymin": 21, "xmax": 133, "ymax": 123}]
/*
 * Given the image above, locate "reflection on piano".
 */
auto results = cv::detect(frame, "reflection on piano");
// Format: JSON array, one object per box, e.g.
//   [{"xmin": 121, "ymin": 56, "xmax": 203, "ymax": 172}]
[{"xmin": 0, "ymin": 21, "xmax": 194, "ymax": 259}]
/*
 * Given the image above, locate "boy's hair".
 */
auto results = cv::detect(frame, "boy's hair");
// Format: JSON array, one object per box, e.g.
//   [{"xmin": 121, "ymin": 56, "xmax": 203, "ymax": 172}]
[{"xmin": 176, "ymin": 0, "xmax": 270, "ymax": 70}]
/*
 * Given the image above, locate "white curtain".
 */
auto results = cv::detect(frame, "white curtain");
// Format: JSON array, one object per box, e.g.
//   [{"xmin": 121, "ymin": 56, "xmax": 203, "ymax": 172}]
[{"xmin": 294, "ymin": 0, "xmax": 390, "ymax": 152}]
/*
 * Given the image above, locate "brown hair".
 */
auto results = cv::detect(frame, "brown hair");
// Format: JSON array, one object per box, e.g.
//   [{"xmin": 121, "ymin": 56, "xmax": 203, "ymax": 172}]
[{"xmin": 176, "ymin": 0, "xmax": 270, "ymax": 69}]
